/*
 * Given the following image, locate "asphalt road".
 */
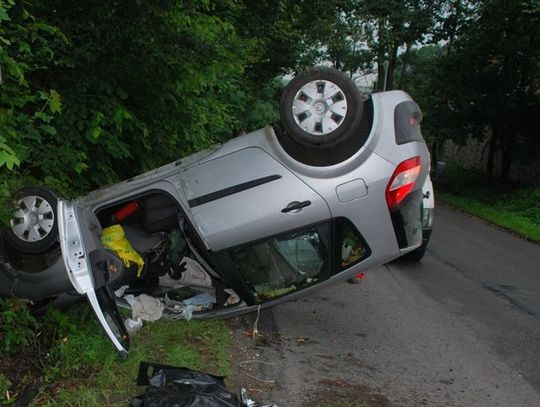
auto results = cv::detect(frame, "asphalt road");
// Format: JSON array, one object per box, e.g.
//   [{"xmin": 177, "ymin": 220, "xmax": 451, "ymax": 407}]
[{"xmin": 247, "ymin": 205, "xmax": 540, "ymax": 406}]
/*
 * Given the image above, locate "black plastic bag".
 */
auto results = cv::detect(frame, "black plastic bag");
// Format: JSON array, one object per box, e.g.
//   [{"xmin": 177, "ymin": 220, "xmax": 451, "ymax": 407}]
[{"xmin": 130, "ymin": 362, "xmax": 240, "ymax": 407}]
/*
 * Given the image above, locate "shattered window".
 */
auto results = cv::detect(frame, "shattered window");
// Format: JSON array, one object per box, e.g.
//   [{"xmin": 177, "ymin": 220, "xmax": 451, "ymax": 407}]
[
  {"xmin": 231, "ymin": 225, "xmax": 329, "ymax": 303},
  {"xmin": 337, "ymin": 218, "xmax": 370, "ymax": 270}
]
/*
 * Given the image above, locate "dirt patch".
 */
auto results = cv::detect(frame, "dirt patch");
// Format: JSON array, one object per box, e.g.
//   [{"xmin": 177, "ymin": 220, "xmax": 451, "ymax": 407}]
[
  {"xmin": 309, "ymin": 379, "xmax": 391, "ymax": 407},
  {"xmin": 0, "ymin": 343, "xmax": 49, "ymax": 405},
  {"xmin": 226, "ymin": 310, "xmax": 393, "ymax": 407},
  {"xmin": 226, "ymin": 313, "xmax": 281, "ymax": 402},
  {"xmin": 290, "ymin": 337, "xmax": 319, "ymax": 346}
]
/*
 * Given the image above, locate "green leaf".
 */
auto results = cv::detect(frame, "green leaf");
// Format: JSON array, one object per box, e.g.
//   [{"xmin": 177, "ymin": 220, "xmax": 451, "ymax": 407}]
[
  {"xmin": 18, "ymin": 41, "xmax": 31, "ymax": 54},
  {"xmin": 5, "ymin": 57, "xmax": 26, "ymax": 84},
  {"xmin": 0, "ymin": 7, "xmax": 10, "ymax": 23},
  {"xmin": 38, "ymin": 90, "xmax": 49, "ymax": 100},
  {"xmin": 0, "ymin": 151, "xmax": 20, "ymax": 170},
  {"xmin": 31, "ymin": 22, "xmax": 59, "ymax": 35},
  {"xmin": 0, "ymin": 136, "xmax": 16, "ymax": 153},
  {"xmin": 34, "ymin": 111, "xmax": 53, "ymax": 123},
  {"xmin": 74, "ymin": 162, "xmax": 89, "ymax": 174},
  {"xmin": 49, "ymin": 89, "xmax": 62, "ymax": 113},
  {"xmin": 113, "ymin": 107, "xmax": 131, "ymax": 129},
  {"xmin": 40, "ymin": 124, "xmax": 57, "ymax": 135},
  {"xmin": 87, "ymin": 111, "xmax": 104, "ymax": 142},
  {"xmin": 88, "ymin": 126, "xmax": 102, "ymax": 142},
  {"xmin": 22, "ymin": 8, "xmax": 31, "ymax": 20}
]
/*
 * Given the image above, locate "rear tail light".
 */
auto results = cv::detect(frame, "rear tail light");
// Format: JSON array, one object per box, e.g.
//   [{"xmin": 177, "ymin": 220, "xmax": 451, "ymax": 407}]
[{"xmin": 385, "ymin": 156, "xmax": 421, "ymax": 211}]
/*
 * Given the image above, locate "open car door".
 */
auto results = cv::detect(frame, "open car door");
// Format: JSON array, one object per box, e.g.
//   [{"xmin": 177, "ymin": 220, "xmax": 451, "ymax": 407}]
[{"xmin": 57, "ymin": 199, "xmax": 130, "ymax": 356}]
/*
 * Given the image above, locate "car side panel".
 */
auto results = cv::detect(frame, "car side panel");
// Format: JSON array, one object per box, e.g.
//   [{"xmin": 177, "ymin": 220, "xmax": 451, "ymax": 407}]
[
  {"xmin": 297, "ymin": 152, "xmax": 404, "ymax": 266},
  {"xmin": 0, "ymin": 254, "xmax": 73, "ymax": 299},
  {"xmin": 180, "ymin": 147, "xmax": 331, "ymax": 251}
]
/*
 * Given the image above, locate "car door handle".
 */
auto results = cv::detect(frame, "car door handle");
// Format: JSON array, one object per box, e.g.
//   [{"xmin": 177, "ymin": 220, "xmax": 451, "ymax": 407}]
[{"xmin": 281, "ymin": 200, "xmax": 312, "ymax": 213}]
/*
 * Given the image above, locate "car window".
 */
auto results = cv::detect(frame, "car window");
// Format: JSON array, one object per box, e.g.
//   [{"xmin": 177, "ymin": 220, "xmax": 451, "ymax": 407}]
[
  {"xmin": 93, "ymin": 286, "xmax": 130, "ymax": 352},
  {"xmin": 394, "ymin": 100, "xmax": 424, "ymax": 145},
  {"xmin": 336, "ymin": 218, "xmax": 371, "ymax": 270},
  {"xmin": 231, "ymin": 225, "xmax": 330, "ymax": 303}
]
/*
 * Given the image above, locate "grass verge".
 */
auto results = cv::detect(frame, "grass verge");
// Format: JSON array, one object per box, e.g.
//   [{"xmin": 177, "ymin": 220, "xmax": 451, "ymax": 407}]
[
  {"xmin": 1, "ymin": 302, "xmax": 231, "ymax": 406},
  {"xmin": 436, "ymin": 162, "xmax": 540, "ymax": 243},
  {"xmin": 437, "ymin": 191, "xmax": 540, "ymax": 242}
]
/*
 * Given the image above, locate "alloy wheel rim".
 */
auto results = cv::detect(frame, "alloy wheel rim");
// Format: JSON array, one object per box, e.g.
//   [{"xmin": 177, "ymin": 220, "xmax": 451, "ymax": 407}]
[
  {"xmin": 292, "ymin": 79, "xmax": 348, "ymax": 136},
  {"xmin": 10, "ymin": 195, "xmax": 55, "ymax": 242}
]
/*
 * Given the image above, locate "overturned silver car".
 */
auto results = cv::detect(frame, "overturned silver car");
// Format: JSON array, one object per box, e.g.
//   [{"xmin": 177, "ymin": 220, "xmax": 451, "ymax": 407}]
[{"xmin": 0, "ymin": 68, "xmax": 430, "ymax": 355}]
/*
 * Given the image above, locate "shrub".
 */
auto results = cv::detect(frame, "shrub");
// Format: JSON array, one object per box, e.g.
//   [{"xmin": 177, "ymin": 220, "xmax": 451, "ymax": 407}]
[{"xmin": 0, "ymin": 297, "xmax": 37, "ymax": 354}]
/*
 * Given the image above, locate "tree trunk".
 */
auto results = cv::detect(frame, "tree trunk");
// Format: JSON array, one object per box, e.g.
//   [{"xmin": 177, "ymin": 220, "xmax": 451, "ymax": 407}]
[
  {"xmin": 486, "ymin": 127, "xmax": 497, "ymax": 178},
  {"xmin": 500, "ymin": 130, "xmax": 516, "ymax": 181},
  {"xmin": 385, "ymin": 43, "xmax": 399, "ymax": 90},
  {"xmin": 376, "ymin": 18, "xmax": 386, "ymax": 91},
  {"xmin": 501, "ymin": 150, "xmax": 512, "ymax": 181},
  {"xmin": 398, "ymin": 42, "xmax": 412, "ymax": 90}
]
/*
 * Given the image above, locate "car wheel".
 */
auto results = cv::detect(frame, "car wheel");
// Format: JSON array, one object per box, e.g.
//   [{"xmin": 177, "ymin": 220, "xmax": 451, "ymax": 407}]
[
  {"xmin": 3, "ymin": 186, "xmax": 60, "ymax": 254},
  {"xmin": 279, "ymin": 67, "xmax": 364, "ymax": 149},
  {"xmin": 401, "ymin": 242, "xmax": 427, "ymax": 261}
]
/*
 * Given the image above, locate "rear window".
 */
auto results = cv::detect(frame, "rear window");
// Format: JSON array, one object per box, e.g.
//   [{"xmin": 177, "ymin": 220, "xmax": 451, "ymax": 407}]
[
  {"xmin": 336, "ymin": 218, "xmax": 371, "ymax": 271},
  {"xmin": 230, "ymin": 223, "xmax": 331, "ymax": 303},
  {"xmin": 394, "ymin": 101, "xmax": 424, "ymax": 145}
]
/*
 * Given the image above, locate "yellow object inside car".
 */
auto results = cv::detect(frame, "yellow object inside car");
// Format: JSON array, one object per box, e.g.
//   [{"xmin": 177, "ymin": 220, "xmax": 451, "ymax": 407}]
[{"xmin": 101, "ymin": 225, "xmax": 145, "ymax": 277}]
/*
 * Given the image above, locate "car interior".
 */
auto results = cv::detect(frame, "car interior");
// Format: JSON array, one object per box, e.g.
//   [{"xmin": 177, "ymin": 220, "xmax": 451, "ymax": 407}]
[
  {"xmin": 93, "ymin": 191, "xmax": 242, "ymax": 316},
  {"xmin": 92, "ymin": 185, "xmax": 374, "ymax": 313}
]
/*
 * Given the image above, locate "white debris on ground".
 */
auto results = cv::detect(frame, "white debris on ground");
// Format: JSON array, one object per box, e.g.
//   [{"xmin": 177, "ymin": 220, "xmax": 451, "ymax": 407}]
[
  {"xmin": 225, "ymin": 288, "xmax": 241, "ymax": 306},
  {"xmin": 125, "ymin": 294, "xmax": 165, "ymax": 321},
  {"xmin": 120, "ymin": 257, "xmax": 240, "ymax": 331},
  {"xmin": 125, "ymin": 317, "xmax": 143, "ymax": 334}
]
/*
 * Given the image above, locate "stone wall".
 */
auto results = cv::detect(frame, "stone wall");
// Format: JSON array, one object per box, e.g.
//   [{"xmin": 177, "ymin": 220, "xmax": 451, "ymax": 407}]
[{"xmin": 441, "ymin": 136, "xmax": 540, "ymax": 182}]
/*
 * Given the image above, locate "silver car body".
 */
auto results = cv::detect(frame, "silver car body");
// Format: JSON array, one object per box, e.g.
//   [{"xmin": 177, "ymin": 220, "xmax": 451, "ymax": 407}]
[
  {"xmin": 79, "ymin": 90, "xmax": 428, "ymax": 258},
  {"xmin": 1, "ymin": 90, "xmax": 430, "ymax": 355}
]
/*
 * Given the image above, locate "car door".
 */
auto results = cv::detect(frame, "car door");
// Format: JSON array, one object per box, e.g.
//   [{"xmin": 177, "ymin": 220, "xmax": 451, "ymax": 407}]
[
  {"xmin": 57, "ymin": 199, "xmax": 130, "ymax": 356},
  {"xmin": 180, "ymin": 147, "xmax": 344, "ymax": 304},
  {"xmin": 181, "ymin": 147, "xmax": 331, "ymax": 251},
  {"xmin": 218, "ymin": 216, "xmax": 371, "ymax": 305}
]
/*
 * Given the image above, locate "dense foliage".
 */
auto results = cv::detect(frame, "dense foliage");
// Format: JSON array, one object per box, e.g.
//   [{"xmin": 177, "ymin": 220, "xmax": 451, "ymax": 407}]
[
  {"xmin": 437, "ymin": 162, "xmax": 540, "ymax": 242},
  {"xmin": 0, "ymin": 302, "xmax": 231, "ymax": 405},
  {"xmin": 1, "ymin": 1, "xmax": 539, "ymax": 401},
  {"xmin": 1, "ymin": 0, "xmax": 538, "ymax": 211},
  {"xmin": 0, "ymin": 0, "xmax": 307, "ymax": 216},
  {"xmin": 399, "ymin": 0, "xmax": 540, "ymax": 179}
]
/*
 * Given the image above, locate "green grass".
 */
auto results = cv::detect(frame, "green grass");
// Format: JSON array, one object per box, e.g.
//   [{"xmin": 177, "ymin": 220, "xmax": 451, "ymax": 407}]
[
  {"xmin": 0, "ymin": 303, "xmax": 231, "ymax": 407},
  {"xmin": 0, "ymin": 373, "xmax": 12, "ymax": 404},
  {"xmin": 436, "ymin": 162, "xmax": 540, "ymax": 243}
]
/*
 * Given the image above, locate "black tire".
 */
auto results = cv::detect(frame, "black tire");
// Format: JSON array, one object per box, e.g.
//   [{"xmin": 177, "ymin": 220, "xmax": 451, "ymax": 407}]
[
  {"xmin": 279, "ymin": 67, "xmax": 363, "ymax": 148},
  {"xmin": 401, "ymin": 242, "xmax": 427, "ymax": 261},
  {"xmin": 3, "ymin": 186, "xmax": 60, "ymax": 254}
]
